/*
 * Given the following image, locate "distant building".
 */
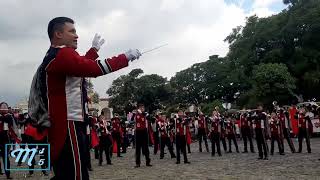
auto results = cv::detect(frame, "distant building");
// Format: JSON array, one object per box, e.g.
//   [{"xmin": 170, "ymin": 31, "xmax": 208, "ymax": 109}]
[
  {"xmin": 15, "ymin": 98, "xmax": 28, "ymax": 113},
  {"xmin": 88, "ymin": 98, "xmax": 113, "ymax": 117}
]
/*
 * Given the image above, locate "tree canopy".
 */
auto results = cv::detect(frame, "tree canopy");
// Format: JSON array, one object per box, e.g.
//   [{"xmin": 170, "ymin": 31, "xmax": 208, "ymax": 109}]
[{"xmin": 106, "ymin": 0, "xmax": 320, "ymax": 114}]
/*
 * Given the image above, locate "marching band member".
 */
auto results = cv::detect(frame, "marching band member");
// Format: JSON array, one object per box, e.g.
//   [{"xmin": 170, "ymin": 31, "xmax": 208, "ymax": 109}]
[
  {"xmin": 296, "ymin": 108, "xmax": 312, "ymax": 153},
  {"xmin": 269, "ymin": 112, "xmax": 284, "ymax": 155},
  {"xmin": 97, "ymin": 114, "xmax": 112, "ymax": 165},
  {"xmin": 253, "ymin": 105, "xmax": 269, "ymax": 160},
  {"xmin": 131, "ymin": 104, "xmax": 152, "ymax": 168},
  {"xmin": 209, "ymin": 110, "xmax": 222, "ymax": 156},
  {"xmin": 196, "ymin": 112, "xmax": 209, "ymax": 152},
  {"xmin": 175, "ymin": 110, "xmax": 190, "ymax": 164},
  {"xmin": 240, "ymin": 112, "xmax": 255, "ymax": 153}
]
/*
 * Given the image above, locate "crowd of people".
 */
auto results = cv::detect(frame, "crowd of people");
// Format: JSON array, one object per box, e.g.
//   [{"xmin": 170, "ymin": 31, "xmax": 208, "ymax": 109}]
[
  {"xmin": 1, "ymin": 16, "xmax": 319, "ymax": 180},
  {"xmin": 0, "ymin": 101, "xmax": 319, "ymax": 179}
]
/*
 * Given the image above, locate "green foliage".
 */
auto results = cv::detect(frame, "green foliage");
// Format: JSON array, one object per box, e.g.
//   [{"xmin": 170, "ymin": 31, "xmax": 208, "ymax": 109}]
[
  {"xmin": 91, "ymin": 92, "xmax": 100, "ymax": 104},
  {"xmin": 250, "ymin": 63, "xmax": 296, "ymax": 105},
  {"xmin": 106, "ymin": 0, "xmax": 320, "ymax": 113},
  {"xmin": 199, "ymin": 100, "xmax": 223, "ymax": 115},
  {"xmin": 107, "ymin": 69, "xmax": 170, "ymax": 113}
]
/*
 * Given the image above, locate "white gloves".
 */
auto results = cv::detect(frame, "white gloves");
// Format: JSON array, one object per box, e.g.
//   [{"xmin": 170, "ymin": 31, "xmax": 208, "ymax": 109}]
[
  {"xmin": 124, "ymin": 49, "xmax": 142, "ymax": 62},
  {"xmin": 92, "ymin": 33, "xmax": 105, "ymax": 51}
]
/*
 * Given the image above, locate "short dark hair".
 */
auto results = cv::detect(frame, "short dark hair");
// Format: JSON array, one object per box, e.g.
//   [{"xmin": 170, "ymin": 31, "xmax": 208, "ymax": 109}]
[{"xmin": 48, "ymin": 17, "xmax": 74, "ymax": 40}]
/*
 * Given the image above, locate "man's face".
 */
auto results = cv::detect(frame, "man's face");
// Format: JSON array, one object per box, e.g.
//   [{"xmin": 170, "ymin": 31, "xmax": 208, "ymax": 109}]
[
  {"xmin": 0, "ymin": 103, "xmax": 9, "ymax": 114},
  {"xmin": 139, "ymin": 106, "xmax": 145, "ymax": 112},
  {"xmin": 58, "ymin": 22, "xmax": 78, "ymax": 49}
]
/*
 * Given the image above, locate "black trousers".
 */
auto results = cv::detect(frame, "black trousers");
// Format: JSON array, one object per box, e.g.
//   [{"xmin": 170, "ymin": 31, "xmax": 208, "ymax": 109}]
[
  {"xmin": 51, "ymin": 121, "xmax": 89, "ymax": 180},
  {"xmin": 270, "ymin": 134, "xmax": 284, "ymax": 155},
  {"xmin": 220, "ymin": 135, "xmax": 227, "ymax": 152},
  {"xmin": 153, "ymin": 132, "xmax": 160, "ymax": 154},
  {"xmin": 122, "ymin": 134, "xmax": 128, "ymax": 153},
  {"xmin": 282, "ymin": 128, "xmax": 295, "ymax": 153},
  {"xmin": 94, "ymin": 146, "xmax": 99, "ymax": 159},
  {"xmin": 298, "ymin": 128, "xmax": 311, "ymax": 153},
  {"xmin": 211, "ymin": 133, "xmax": 221, "ymax": 156},
  {"xmin": 26, "ymin": 136, "xmax": 48, "ymax": 175},
  {"xmin": 99, "ymin": 135, "xmax": 112, "ymax": 164},
  {"xmin": 176, "ymin": 135, "xmax": 188, "ymax": 163},
  {"xmin": 255, "ymin": 128, "xmax": 268, "ymax": 158},
  {"xmin": 227, "ymin": 134, "xmax": 239, "ymax": 152},
  {"xmin": 84, "ymin": 134, "xmax": 92, "ymax": 169},
  {"xmin": 135, "ymin": 129, "xmax": 150, "ymax": 165},
  {"xmin": 198, "ymin": 128, "xmax": 209, "ymax": 152},
  {"xmin": 18, "ymin": 134, "xmax": 29, "ymax": 165},
  {"xmin": 112, "ymin": 132, "xmax": 121, "ymax": 157},
  {"xmin": 0, "ymin": 133, "xmax": 10, "ymax": 178},
  {"xmin": 160, "ymin": 136, "xmax": 175, "ymax": 158},
  {"xmin": 241, "ymin": 127, "xmax": 255, "ymax": 152}
]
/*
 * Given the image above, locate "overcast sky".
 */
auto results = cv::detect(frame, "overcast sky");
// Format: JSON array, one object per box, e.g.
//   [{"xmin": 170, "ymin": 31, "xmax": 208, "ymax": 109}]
[{"xmin": 0, "ymin": 0, "xmax": 286, "ymax": 106}]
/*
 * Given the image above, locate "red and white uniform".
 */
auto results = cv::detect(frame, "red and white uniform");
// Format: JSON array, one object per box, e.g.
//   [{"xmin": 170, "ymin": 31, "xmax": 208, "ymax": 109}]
[
  {"xmin": 158, "ymin": 118, "xmax": 168, "ymax": 138},
  {"xmin": 198, "ymin": 116, "xmax": 206, "ymax": 129},
  {"xmin": 226, "ymin": 121, "xmax": 235, "ymax": 135},
  {"xmin": 135, "ymin": 113, "xmax": 148, "ymax": 130},
  {"xmin": 112, "ymin": 117, "xmax": 121, "ymax": 133},
  {"xmin": 29, "ymin": 46, "xmax": 129, "ymax": 171},
  {"xmin": 270, "ymin": 118, "xmax": 280, "ymax": 136},
  {"xmin": 297, "ymin": 113, "xmax": 307, "ymax": 129}
]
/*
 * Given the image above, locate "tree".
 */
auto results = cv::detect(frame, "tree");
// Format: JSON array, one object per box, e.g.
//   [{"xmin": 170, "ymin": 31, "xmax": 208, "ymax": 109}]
[
  {"xmin": 107, "ymin": 69, "xmax": 144, "ymax": 113},
  {"xmin": 107, "ymin": 69, "xmax": 171, "ymax": 114},
  {"xmin": 91, "ymin": 92, "xmax": 100, "ymax": 104},
  {"xmin": 225, "ymin": 0, "xmax": 320, "ymax": 103},
  {"xmin": 250, "ymin": 63, "xmax": 296, "ymax": 106}
]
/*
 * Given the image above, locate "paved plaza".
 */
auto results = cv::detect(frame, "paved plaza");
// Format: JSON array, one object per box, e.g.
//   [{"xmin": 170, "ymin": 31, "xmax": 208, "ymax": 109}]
[{"xmin": 2, "ymin": 138, "xmax": 320, "ymax": 180}]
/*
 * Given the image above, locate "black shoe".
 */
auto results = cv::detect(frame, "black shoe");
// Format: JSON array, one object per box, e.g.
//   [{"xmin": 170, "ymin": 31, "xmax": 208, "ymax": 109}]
[
  {"xmin": 242, "ymin": 151, "xmax": 248, "ymax": 153},
  {"xmin": 184, "ymin": 161, "xmax": 191, "ymax": 164},
  {"xmin": 117, "ymin": 155, "xmax": 123, "ymax": 157},
  {"xmin": 258, "ymin": 157, "xmax": 263, "ymax": 160},
  {"xmin": 251, "ymin": 151, "xmax": 255, "ymax": 153},
  {"xmin": 107, "ymin": 162, "xmax": 112, "ymax": 165},
  {"xmin": 308, "ymin": 151, "xmax": 311, "ymax": 153},
  {"xmin": 160, "ymin": 157, "xmax": 164, "ymax": 159},
  {"xmin": 263, "ymin": 157, "xmax": 268, "ymax": 160},
  {"xmin": 134, "ymin": 164, "xmax": 140, "ymax": 168},
  {"xmin": 218, "ymin": 154, "xmax": 222, "ymax": 156},
  {"xmin": 280, "ymin": 153, "xmax": 285, "ymax": 155},
  {"xmin": 211, "ymin": 154, "xmax": 215, "ymax": 157},
  {"xmin": 227, "ymin": 151, "xmax": 232, "ymax": 153},
  {"xmin": 236, "ymin": 150, "xmax": 240, "ymax": 153},
  {"xmin": 199, "ymin": 149, "xmax": 202, "ymax": 152},
  {"xmin": 6, "ymin": 176, "xmax": 12, "ymax": 179},
  {"xmin": 146, "ymin": 164, "xmax": 152, "ymax": 167},
  {"xmin": 176, "ymin": 161, "xmax": 180, "ymax": 164},
  {"xmin": 188, "ymin": 151, "xmax": 191, "ymax": 154},
  {"xmin": 298, "ymin": 151, "xmax": 302, "ymax": 153},
  {"xmin": 171, "ymin": 155, "xmax": 176, "ymax": 159}
]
